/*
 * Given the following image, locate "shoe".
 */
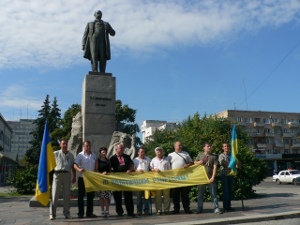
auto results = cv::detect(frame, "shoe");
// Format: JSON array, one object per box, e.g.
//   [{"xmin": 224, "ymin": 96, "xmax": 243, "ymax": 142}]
[
  {"xmin": 65, "ymin": 215, "xmax": 72, "ymax": 219},
  {"xmin": 137, "ymin": 211, "xmax": 142, "ymax": 216},
  {"xmin": 172, "ymin": 210, "xmax": 179, "ymax": 214},
  {"xmin": 144, "ymin": 212, "xmax": 151, "ymax": 215},
  {"xmin": 164, "ymin": 211, "xmax": 171, "ymax": 215},
  {"xmin": 78, "ymin": 214, "xmax": 84, "ymax": 219},
  {"xmin": 185, "ymin": 210, "xmax": 193, "ymax": 214},
  {"xmin": 49, "ymin": 215, "xmax": 55, "ymax": 220},
  {"xmin": 214, "ymin": 208, "xmax": 222, "ymax": 214},
  {"xmin": 128, "ymin": 213, "xmax": 136, "ymax": 218},
  {"xmin": 228, "ymin": 207, "xmax": 235, "ymax": 211},
  {"xmin": 117, "ymin": 213, "xmax": 123, "ymax": 217},
  {"xmin": 156, "ymin": 211, "xmax": 162, "ymax": 215},
  {"xmin": 195, "ymin": 208, "xmax": 203, "ymax": 214},
  {"xmin": 106, "ymin": 211, "xmax": 110, "ymax": 218},
  {"xmin": 101, "ymin": 211, "xmax": 105, "ymax": 217},
  {"xmin": 86, "ymin": 213, "xmax": 97, "ymax": 218}
]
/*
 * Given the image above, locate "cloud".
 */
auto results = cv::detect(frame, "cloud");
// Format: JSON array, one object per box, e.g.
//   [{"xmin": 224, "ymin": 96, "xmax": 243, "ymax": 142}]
[
  {"xmin": 0, "ymin": 85, "xmax": 42, "ymax": 110},
  {"xmin": 1, "ymin": 0, "xmax": 300, "ymax": 69}
]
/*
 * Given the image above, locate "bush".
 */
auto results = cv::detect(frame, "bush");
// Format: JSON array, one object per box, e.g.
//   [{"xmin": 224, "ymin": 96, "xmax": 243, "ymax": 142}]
[{"xmin": 8, "ymin": 164, "xmax": 37, "ymax": 194}]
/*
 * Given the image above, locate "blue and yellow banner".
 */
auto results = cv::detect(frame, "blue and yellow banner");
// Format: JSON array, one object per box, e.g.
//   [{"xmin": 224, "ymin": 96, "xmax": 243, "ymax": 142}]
[
  {"xmin": 35, "ymin": 120, "xmax": 56, "ymax": 206},
  {"xmin": 83, "ymin": 164, "xmax": 209, "ymax": 192},
  {"xmin": 228, "ymin": 125, "xmax": 239, "ymax": 176}
]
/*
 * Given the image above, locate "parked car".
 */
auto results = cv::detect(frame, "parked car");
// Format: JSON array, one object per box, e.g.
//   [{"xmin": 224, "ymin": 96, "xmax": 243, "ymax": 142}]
[{"xmin": 272, "ymin": 170, "xmax": 300, "ymax": 185}]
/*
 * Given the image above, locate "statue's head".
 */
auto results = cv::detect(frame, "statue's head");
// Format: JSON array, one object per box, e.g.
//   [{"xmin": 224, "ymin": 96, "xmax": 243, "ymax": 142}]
[{"xmin": 94, "ymin": 10, "xmax": 102, "ymax": 19}]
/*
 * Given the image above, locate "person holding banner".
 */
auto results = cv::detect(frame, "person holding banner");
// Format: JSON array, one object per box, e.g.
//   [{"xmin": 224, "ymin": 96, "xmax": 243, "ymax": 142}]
[
  {"xmin": 110, "ymin": 144, "xmax": 136, "ymax": 217},
  {"xmin": 194, "ymin": 143, "xmax": 222, "ymax": 214},
  {"xmin": 74, "ymin": 140, "xmax": 98, "ymax": 218},
  {"xmin": 168, "ymin": 141, "xmax": 194, "ymax": 214},
  {"xmin": 95, "ymin": 146, "xmax": 112, "ymax": 218},
  {"xmin": 49, "ymin": 139, "xmax": 76, "ymax": 220},
  {"xmin": 218, "ymin": 143, "xmax": 235, "ymax": 212},
  {"xmin": 150, "ymin": 146, "xmax": 171, "ymax": 215},
  {"xmin": 133, "ymin": 147, "xmax": 151, "ymax": 216}
]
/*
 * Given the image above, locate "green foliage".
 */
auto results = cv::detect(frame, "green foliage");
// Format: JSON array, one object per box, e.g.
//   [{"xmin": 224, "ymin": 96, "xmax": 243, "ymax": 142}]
[
  {"xmin": 26, "ymin": 95, "xmax": 62, "ymax": 164},
  {"xmin": 143, "ymin": 113, "xmax": 268, "ymax": 200},
  {"xmin": 115, "ymin": 100, "xmax": 142, "ymax": 145},
  {"xmin": 51, "ymin": 104, "xmax": 81, "ymax": 141},
  {"xmin": 7, "ymin": 164, "xmax": 37, "ymax": 194}
]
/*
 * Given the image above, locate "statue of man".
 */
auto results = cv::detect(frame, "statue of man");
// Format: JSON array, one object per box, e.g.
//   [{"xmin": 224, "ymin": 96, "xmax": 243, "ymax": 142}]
[{"xmin": 82, "ymin": 10, "xmax": 116, "ymax": 73}]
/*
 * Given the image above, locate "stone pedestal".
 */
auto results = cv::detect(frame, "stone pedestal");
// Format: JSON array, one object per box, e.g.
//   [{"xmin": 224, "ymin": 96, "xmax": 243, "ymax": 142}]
[{"xmin": 82, "ymin": 72, "xmax": 116, "ymax": 153}]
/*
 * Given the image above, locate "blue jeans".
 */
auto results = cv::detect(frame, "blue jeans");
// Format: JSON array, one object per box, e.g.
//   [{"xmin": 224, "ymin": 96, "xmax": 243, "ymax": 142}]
[
  {"xmin": 197, "ymin": 182, "xmax": 219, "ymax": 211},
  {"xmin": 136, "ymin": 191, "xmax": 150, "ymax": 213},
  {"xmin": 220, "ymin": 173, "xmax": 234, "ymax": 209}
]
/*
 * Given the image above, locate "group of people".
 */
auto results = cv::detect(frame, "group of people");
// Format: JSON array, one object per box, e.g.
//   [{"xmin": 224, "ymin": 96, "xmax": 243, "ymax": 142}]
[{"xmin": 49, "ymin": 140, "xmax": 238, "ymax": 220}]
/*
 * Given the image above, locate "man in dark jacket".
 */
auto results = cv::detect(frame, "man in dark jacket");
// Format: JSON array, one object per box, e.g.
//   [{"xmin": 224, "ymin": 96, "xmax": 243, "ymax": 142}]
[{"xmin": 82, "ymin": 10, "xmax": 115, "ymax": 73}]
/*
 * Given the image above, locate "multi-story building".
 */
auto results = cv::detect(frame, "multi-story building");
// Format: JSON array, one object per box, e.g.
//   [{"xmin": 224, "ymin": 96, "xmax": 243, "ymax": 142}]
[
  {"xmin": 7, "ymin": 119, "xmax": 35, "ymax": 162},
  {"xmin": 215, "ymin": 110, "xmax": 300, "ymax": 173},
  {"xmin": 0, "ymin": 114, "xmax": 12, "ymax": 152},
  {"xmin": 0, "ymin": 113, "xmax": 17, "ymax": 185},
  {"xmin": 141, "ymin": 120, "xmax": 179, "ymax": 143}
]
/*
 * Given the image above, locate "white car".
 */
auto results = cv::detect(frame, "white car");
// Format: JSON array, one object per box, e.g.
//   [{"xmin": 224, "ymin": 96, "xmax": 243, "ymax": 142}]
[{"xmin": 273, "ymin": 170, "xmax": 300, "ymax": 185}]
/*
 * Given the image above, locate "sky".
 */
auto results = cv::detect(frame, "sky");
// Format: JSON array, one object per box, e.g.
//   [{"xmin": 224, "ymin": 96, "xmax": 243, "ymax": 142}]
[{"xmin": 1, "ymin": 0, "xmax": 300, "ymax": 135}]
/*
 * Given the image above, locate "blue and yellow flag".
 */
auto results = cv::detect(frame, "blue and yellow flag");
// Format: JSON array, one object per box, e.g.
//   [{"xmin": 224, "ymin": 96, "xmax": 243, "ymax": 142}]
[
  {"xmin": 35, "ymin": 120, "xmax": 56, "ymax": 206},
  {"xmin": 228, "ymin": 125, "xmax": 238, "ymax": 176}
]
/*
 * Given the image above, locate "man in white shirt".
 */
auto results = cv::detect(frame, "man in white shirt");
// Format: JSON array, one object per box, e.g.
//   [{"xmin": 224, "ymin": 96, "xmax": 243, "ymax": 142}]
[
  {"xmin": 150, "ymin": 147, "xmax": 171, "ymax": 215},
  {"xmin": 74, "ymin": 140, "xmax": 97, "ymax": 218},
  {"xmin": 168, "ymin": 141, "xmax": 194, "ymax": 214},
  {"xmin": 133, "ymin": 147, "xmax": 151, "ymax": 215}
]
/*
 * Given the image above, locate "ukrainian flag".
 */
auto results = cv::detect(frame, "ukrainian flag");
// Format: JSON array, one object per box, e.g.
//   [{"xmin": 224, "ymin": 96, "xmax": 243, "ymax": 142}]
[
  {"xmin": 228, "ymin": 125, "xmax": 238, "ymax": 176},
  {"xmin": 35, "ymin": 120, "xmax": 56, "ymax": 206}
]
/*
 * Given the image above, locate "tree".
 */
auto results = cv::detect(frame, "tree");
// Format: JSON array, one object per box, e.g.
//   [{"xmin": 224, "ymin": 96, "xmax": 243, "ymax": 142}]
[
  {"xmin": 115, "ymin": 100, "xmax": 141, "ymax": 145},
  {"xmin": 143, "ymin": 113, "xmax": 268, "ymax": 200},
  {"xmin": 51, "ymin": 104, "xmax": 81, "ymax": 141},
  {"xmin": 25, "ymin": 95, "xmax": 61, "ymax": 164}
]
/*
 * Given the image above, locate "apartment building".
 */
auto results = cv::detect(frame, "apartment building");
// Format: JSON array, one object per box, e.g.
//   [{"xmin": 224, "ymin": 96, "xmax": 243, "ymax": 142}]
[
  {"xmin": 215, "ymin": 110, "xmax": 300, "ymax": 173},
  {"xmin": 7, "ymin": 119, "xmax": 35, "ymax": 162},
  {"xmin": 141, "ymin": 120, "xmax": 179, "ymax": 143}
]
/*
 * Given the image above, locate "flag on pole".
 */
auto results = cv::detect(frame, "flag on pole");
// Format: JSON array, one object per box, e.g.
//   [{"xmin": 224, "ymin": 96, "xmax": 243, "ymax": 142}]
[
  {"xmin": 228, "ymin": 125, "xmax": 238, "ymax": 176},
  {"xmin": 35, "ymin": 120, "xmax": 56, "ymax": 206}
]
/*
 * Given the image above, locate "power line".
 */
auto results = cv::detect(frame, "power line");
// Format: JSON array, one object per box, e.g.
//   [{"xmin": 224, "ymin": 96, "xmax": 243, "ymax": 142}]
[{"xmin": 238, "ymin": 39, "xmax": 300, "ymax": 108}]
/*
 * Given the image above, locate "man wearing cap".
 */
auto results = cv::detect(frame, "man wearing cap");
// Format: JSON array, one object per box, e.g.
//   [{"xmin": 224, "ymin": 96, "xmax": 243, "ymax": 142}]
[
  {"xmin": 133, "ymin": 147, "xmax": 152, "ymax": 215},
  {"xmin": 168, "ymin": 141, "xmax": 194, "ymax": 214},
  {"xmin": 150, "ymin": 147, "xmax": 171, "ymax": 215}
]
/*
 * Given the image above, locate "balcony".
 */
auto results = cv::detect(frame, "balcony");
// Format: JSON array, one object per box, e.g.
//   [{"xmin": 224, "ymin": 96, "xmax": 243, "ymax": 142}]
[
  {"xmin": 291, "ymin": 143, "xmax": 300, "ymax": 148},
  {"xmin": 274, "ymin": 142, "xmax": 284, "ymax": 147},
  {"xmin": 254, "ymin": 122, "xmax": 264, "ymax": 127},
  {"xmin": 282, "ymin": 133, "xmax": 293, "ymax": 138},
  {"xmin": 272, "ymin": 122, "xmax": 282, "ymax": 127},
  {"xmin": 265, "ymin": 133, "xmax": 275, "ymax": 137},
  {"xmin": 257, "ymin": 143, "xmax": 267, "ymax": 148},
  {"xmin": 288, "ymin": 122, "xmax": 299, "ymax": 128}
]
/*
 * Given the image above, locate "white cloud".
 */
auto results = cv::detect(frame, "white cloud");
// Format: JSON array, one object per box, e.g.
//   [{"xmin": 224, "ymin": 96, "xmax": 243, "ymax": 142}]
[
  {"xmin": 0, "ymin": 0, "xmax": 300, "ymax": 69},
  {"xmin": 0, "ymin": 85, "xmax": 42, "ymax": 110}
]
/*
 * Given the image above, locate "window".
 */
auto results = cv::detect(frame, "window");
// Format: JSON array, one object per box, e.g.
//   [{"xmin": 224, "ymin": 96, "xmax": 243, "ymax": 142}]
[
  {"xmin": 292, "ymin": 149, "xmax": 299, "ymax": 154},
  {"xmin": 245, "ymin": 118, "xmax": 252, "ymax": 123},
  {"xmin": 273, "ymin": 149, "xmax": 280, "ymax": 154},
  {"xmin": 264, "ymin": 128, "xmax": 271, "ymax": 134},
  {"xmin": 236, "ymin": 117, "xmax": 242, "ymax": 122},
  {"xmin": 282, "ymin": 128, "xmax": 288, "ymax": 133},
  {"xmin": 272, "ymin": 118, "xmax": 278, "ymax": 123},
  {"xmin": 263, "ymin": 118, "xmax": 270, "ymax": 124},
  {"xmin": 284, "ymin": 149, "xmax": 290, "ymax": 154},
  {"xmin": 254, "ymin": 118, "xmax": 260, "ymax": 123},
  {"xmin": 274, "ymin": 128, "xmax": 280, "ymax": 134},
  {"xmin": 281, "ymin": 119, "xmax": 287, "ymax": 124},
  {"xmin": 256, "ymin": 128, "xmax": 261, "ymax": 134},
  {"xmin": 283, "ymin": 139, "xmax": 290, "ymax": 145}
]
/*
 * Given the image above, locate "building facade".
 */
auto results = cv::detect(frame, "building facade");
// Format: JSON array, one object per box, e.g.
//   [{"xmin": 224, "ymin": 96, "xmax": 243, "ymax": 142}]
[
  {"xmin": 215, "ymin": 110, "xmax": 300, "ymax": 174},
  {"xmin": 7, "ymin": 119, "xmax": 35, "ymax": 162},
  {"xmin": 141, "ymin": 120, "xmax": 179, "ymax": 143}
]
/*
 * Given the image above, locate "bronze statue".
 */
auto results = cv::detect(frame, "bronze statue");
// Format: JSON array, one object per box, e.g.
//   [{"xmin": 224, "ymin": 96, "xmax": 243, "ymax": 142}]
[{"xmin": 82, "ymin": 10, "xmax": 116, "ymax": 73}]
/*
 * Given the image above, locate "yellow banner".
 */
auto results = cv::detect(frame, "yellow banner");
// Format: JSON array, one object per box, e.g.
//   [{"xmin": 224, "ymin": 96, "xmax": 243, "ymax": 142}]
[{"xmin": 83, "ymin": 164, "xmax": 209, "ymax": 192}]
